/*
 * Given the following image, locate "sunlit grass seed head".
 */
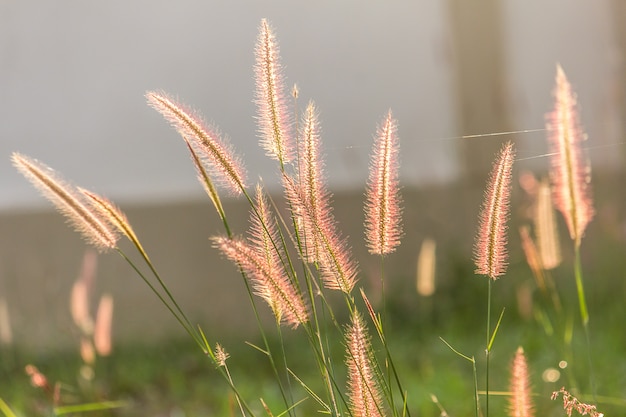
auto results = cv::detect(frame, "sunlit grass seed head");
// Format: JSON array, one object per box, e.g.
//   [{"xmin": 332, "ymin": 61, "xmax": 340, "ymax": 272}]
[
  {"xmin": 509, "ymin": 347, "xmax": 534, "ymax": 417},
  {"xmin": 249, "ymin": 184, "xmax": 286, "ymax": 276},
  {"xmin": 345, "ymin": 312, "xmax": 385, "ymax": 417},
  {"xmin": 80, "ymin": 189, "xmax": 139, "ymax": 245},
  {"xmin": 473, "ymin": 141, "xmax": 516, "ymax": 279},
  {"xmin": 12, "ymin": 153, "xmax": 119, "ymax": 252},
  {"xmin": 212, "ymin": 236, "xmax": 308, "ymax": 328},
  {"xmin": 365, "ymin": 110, "xmax": 402, "ymax": 255},
  {"xmin": 283, "ymin": 174, "xmax": 358, "ymax": 294},
  {"xmin": 146, "ymin": 91, "xmax": 247, "ymax": 194},
  {"xmin": 297, "ymin": 101, "xmax": 331, "ymax": 262},
  {"xmin": 255, "ymin": 18, "xmax": 293, "ymax": 164},
  {"xmin": 534, "ymin": 179, "xmax": 561, "ymax": 269},
  {"xmin": 94, "ymin": 294, "xmax": 114, "ymax": 357},
  {"xmin": 547, "ymin": 65, "xmax": 594, "ymax": 248}
]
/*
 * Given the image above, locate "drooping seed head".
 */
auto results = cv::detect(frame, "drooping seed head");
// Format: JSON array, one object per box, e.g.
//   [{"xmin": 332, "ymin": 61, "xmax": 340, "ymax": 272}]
[
  {"xmin": 12, "ymin": 153, "xmax": 118, "ymax": 252},
  {"xmin": 213, "ymin": 235, "xmax": 308, "ymax": 328},
  {"xmin": 146, "ymin": 91, "xmax": 247, "ymax": 194}
]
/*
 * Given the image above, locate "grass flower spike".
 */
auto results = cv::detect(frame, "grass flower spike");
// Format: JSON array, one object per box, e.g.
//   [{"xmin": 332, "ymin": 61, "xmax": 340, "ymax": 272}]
[
  {"xmin": 283, "ymin": 176, "xmax": 358, "ymax": 294},
  {"xmin": 365, "ymin": 110, "xmax": 402, "ymax": 255},
  {"xmin": 296, "ymin": 101, "xmax": 331, "ymax": 262},
  {"xmin": 474, "ymin": 141, "xmax": 516, "ymax": 279},
  {"xmin": 508, "ymin": 347, "xmax": 534, "ymax": 417},
  {"xmin": 12, "ymin": 153, "xmax": 118, "ymax": 252},
  {"xmin": 346, "ymin": 312, "xmax": 385, "ymax": 417},
  {"xmin": 213, "ymin": 236, "xmax": 308, "ymax": 328},
  {"xmin": 146, "ymin": 91, "xmax": 247, "ymax": 194},
  {"xmin": 255, "ymin": 18, "xmax": 292, "ymax": 165},
  {"xmin": 547, "ymin": 65, "xmax": 594, "ymax": 248}
]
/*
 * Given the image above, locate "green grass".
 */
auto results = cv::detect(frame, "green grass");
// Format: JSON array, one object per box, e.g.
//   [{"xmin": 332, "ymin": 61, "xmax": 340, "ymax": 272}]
[{"xmin": 2, "ymin": 277, "xmax": 624, "ymax": 416}]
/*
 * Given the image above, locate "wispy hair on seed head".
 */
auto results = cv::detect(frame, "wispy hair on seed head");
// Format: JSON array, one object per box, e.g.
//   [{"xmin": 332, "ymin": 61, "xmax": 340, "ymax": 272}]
[
  {"xmin": 296, "ymin": 101, "xmax": 332, "ymax": 262},
  {"xmin": 212, "ymin": 235, "xmax": 308, "ymax": 328},
  {"xmin": 255, "ymin": 18, "xmax": 292, "ymax": 164},
  {"xmin": 365, "ymin": 110, "xmax": 403, "ymax": 255},
  {"xmin": 283, "ymin": 174, "xmax": 358, "ymax": 294},
  {"xmin": 509, "ymin": 347, "xmax": 534, "ymax": 417},
  {"xmin": 345, "ymin": 312, "xmax": 385, "ymax": 417},
  {"xmin": 146, "ymin": 91, "xmax": 247, "ymax": 194},
  {"xmin": 12, "ymin": 153, "xmax": 118, "ymax": 252},
  {"xmin": 547, "ymin": 65, "xmax": 594, "ymax": 248},
  {"xmin": 473, "ymin": 141, "xmax": 515, "ymax": 279}
]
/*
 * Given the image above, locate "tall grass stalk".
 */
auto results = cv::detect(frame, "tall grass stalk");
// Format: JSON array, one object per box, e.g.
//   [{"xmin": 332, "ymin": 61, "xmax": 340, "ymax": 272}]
[
  {"xmin": 547, "ymin": 65, "xmax": 596, "ymax": 397},
  {"xmin": 473, "ymin": 141, "xmax": 515, "ymax": 417}
]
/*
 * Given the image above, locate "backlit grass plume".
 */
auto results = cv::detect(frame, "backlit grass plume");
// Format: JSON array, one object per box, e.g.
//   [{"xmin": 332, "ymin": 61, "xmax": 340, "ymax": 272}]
[
  {"xmin": 255, "ymin": 18, "xmax": 292, "ymax": 165},
  {"xmin": 146, "ymin": 91, "xmax": 247, "ymax": 194},
  {"xmin": 345, "ymin": 312, "xmax": 385, "ymax": 417},
  {"xmin": 212, "ymin": 235, "xmax": 308, "ymax": 328},
  {"xmin": 547, "ymin": 65, "xmax": 594, "ymax": 248},
  {"xmin": 474, "ymin": 141, "xmax": 516, "ymax": 279},
  {"xmin": 364, "ymin": 111, "xmax": 402, "ymax": 255},
  {"xmin": 295, "ymin": 101, "xmax": 335, "ymax": 263},
  {"xmin": 11, "ymin": 153, "xmax": 118, "ymax": 252},
  {"xmin": 508, "ymin": 347, "xmax": 534, "ymax": 417},
  {"xmin": 283, "ymin": 175, "xmax": 358, "ymax": 294},
  {"xmin": 474, "ymin": 141, "xmax": 515, "ymax": 417}
]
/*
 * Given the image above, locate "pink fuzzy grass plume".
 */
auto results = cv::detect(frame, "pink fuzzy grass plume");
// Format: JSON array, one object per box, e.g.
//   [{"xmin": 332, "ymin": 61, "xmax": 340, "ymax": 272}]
[
  {"xmin": 508, "ymin": 347, "xmax": 534, "ymax": 417},
  {"xmin": 345, "ymin": 312, "xmax": 385, "ymax": 417},
  {"xmin": 212, "ymin": 235, "xmax": 308, "ymax": 328},
  {"xmin": 295, "ymin": 101, "xmax": 332, "ymax": 263},
  {"xmin": 255, "ymin": 18, "xmax": 293, "ymax": 165},
  {"xmin": 146, "ymin": 91, "xmax": 247, "ymax": 194},
  {"xmin": 364, "ymin": 110, "xmax": 402, "ymax": 255},
  {"xmin": 474, "ymin": 141, "xmax": 516, "ymax": 279},
  {"xmin": 283, "ymin": 175, "xmax": 358, "ymax": 294},
  {"xmin": 12, "ymin": 153, "xmax": 119, "ymax": 252},
  {"xmin": 546, "ymin": 65, "xmax": 594, "ymax": 248}
]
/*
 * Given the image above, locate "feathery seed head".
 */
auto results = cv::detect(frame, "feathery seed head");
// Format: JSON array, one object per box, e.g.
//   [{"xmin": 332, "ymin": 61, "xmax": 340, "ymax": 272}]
[
  {"xmin": 365, "ymin": 110, "xmax": 403, "ymax": 255},
  {"xmin": 212, "ymin": 235, "xmax": 308, "ymax": 328},
  {"xmin": 297, "ymin": 101, "xmax": 331, "ymax": 262},
  {"xmin": 94, "ymin": 294, "xmax": 113, "ymax": 357},
  {"xmin": 12, "ymin": 153, "xmax": 118, "ymax": 252},
  {"xmin": 534, "ymin": 179, "xmax": 561, "ymax": 269},
  {"xmin": 255, "ymin": 19, "xmax": 293, "ymax": 164},
  {"xmin": 473, "ymin": 141, "xmax": 516, "ymax": 279},
  {"xmin": 80, "ymin": 189, "xmax": 138, "ymax": 245},
  {"xmin": 215, "ymin": 343, "xmax": 229, "ymax": 367},
  {"xmin": 146, "ymin": 91, "xmax": 246, "ymax": 194},
  {"xmin": 283, "ymin": 174, "xmax": 358, "ymax": 294},
  {"xmin": 547, "ymin": 65, "xmax": 594, "ymax": 248},
  {"xmin": 552, "ymin": 388, "xmax": 603, "ymax": 417},
  {"xmin": 346, "ymin": 312, "xmax": 385, "ymax": 417},
  {"xmin": 249, "ymin": 184, "xmax": 284, "ymax": 274},
  {"xmin": 509, "ymin": 347, "xmax": 534, "ymax": 417}
]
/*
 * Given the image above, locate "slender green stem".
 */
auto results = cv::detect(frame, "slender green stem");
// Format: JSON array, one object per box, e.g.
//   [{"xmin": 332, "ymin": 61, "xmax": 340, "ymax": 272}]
[
  {"xmin": 472, "ymin": 356, "xmax": 479, "ymax": 417},
  {"xmin": 439, "ymin": 338, "xmax": 479, "ymax": 417},
  {"xmin": 574, "ymin": 244, "xmax": 596, "ymax": 400},
  {"xmin": 485, "ymin": 278, "xmax": 492, "ymax": 417},
  {"xmin": 115, "ymin": 249, "xmax": 204, "ymax": 349},
  {"xmin": 573, "ymin": 245, "xmax": 589, "ymax": 326}
]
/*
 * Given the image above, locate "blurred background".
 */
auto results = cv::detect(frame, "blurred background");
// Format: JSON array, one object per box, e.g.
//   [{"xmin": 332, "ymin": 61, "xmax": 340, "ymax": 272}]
[{"xmin": 1, "ymin": 1, "xmax": 625, "ymax": 415}]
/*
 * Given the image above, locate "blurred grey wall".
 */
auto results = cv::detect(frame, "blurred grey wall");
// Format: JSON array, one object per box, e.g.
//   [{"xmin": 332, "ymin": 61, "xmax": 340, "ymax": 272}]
[{"xmin": 1, "ymin": 1, "xmax": 622, "ymax": 211}]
